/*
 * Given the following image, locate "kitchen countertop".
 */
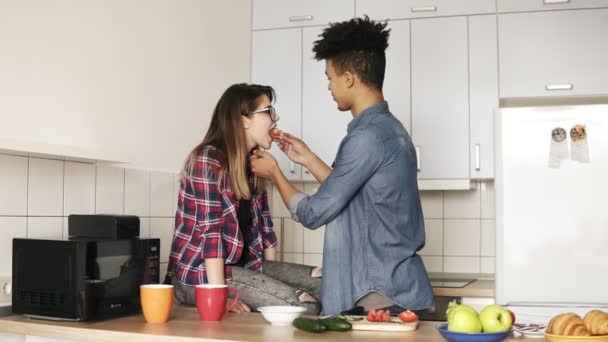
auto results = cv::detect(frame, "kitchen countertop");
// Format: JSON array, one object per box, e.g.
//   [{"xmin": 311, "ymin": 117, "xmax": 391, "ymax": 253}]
[{"xmin": 0, "ymin": 305, "xmax": 543, "ymax": 342}]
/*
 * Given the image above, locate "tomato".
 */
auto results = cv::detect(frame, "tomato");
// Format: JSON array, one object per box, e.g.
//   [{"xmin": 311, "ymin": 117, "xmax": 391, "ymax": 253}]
[
  {"xmin": 269, "ymin": 128, "xmax": 282, "ymax": 139},
  {"xmin": 367, "ymin": 309, "xmax": 377, "ymax": 322},
  {"xmin": 398, "ymin": 309, "xmax": 419, "ymax": 323}
]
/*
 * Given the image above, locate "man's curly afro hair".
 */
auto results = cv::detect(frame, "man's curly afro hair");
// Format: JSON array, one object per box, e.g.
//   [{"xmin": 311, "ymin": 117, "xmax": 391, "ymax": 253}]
[{"xmin": 313, "ymin": 16, "xmax": 390, "ymax": 90}]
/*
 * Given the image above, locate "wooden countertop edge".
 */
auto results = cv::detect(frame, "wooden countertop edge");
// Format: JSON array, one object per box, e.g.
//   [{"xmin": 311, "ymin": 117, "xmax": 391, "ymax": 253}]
[{"xmin": 0, "ymin": 319, "xmax": 215, "ymax": 342}]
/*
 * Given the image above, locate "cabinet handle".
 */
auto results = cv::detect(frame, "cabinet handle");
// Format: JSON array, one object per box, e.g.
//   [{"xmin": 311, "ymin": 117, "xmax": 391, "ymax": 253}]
[
  {"xmin": 411, "ymin": 6, "xmax": 437, "ymax": 12},
  {"xmin": 289, "ymin": 161, "xmax": 295, "ymax": 174},
  {"xmin": 543, "ymin": 0, "xmax": 570, "ymax": 4},
  {"xmin": 415, "ymin": 146, "xmax": 421, "ymax": 172},
  {"xmin": 475, "ymin": 144, "xmax": 481, "ymax": 171},
  {"xmin": 304, "ymin": 169, "xmax": 310, "ymax": 175},
  {"xmin": 288, "ymin": 15, "xmax": 314, "ymax": 22},
  {"xmin": 545, "ymin": 84, "xmax": 573, "ymax": 91}
]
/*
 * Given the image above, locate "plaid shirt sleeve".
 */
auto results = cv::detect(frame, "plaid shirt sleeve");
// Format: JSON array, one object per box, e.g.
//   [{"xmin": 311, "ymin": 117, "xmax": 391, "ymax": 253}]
[{"xmin": 259, "ymin": 189, "xmax": 277, "ymax": 249}]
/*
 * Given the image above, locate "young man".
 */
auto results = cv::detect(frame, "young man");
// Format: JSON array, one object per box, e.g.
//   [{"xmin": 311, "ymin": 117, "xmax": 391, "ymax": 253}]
[{"xmin": 251, "ymin": 16, "xmax": 434, "ymax": 316}]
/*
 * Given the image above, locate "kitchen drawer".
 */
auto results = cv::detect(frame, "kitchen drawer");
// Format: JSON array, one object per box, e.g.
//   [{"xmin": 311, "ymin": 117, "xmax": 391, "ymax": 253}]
[
  {"xmin": 499, "ymin": 9, "xmax": 608, "ymax": 98},
  {"xmin": 357, "ymin": 0, "xmax": 496, "ymax": 21},
  {"xmin": 252, "ymin": 0, "xmax": 354, "ymax": 30},
  {"xmin": 497, "ymin": 0, "xmax": 608, "ymax": 13}
]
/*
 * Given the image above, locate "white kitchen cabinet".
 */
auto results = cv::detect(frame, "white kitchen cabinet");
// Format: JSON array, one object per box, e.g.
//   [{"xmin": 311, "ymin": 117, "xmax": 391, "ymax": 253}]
[
  {"xmin": 469, "ymin": 15, "xmax": 498, "ymax": 179},
  {"xmin": 357, "ymin": 0, "xmax": 495, "ymax": 21},
  {"xmin": 411, "ymin": 17, "xmax": 469, "ymax": 180},
  {"xmin": 499, "ymin": 9, "xmax": 608, "ymax": 98},
  {"xmin": 252, "ymin": 29, "xmax": 303, "ymax": 181},
  {"xmin": 384, "ymin": 20, "xmax": 412, "ymax": 133},
  {"xmin": 252, "ymin": 0, "xmax": 354, "ymax": 30},
  {"xmin": 497, "ymin": 0, "xmax": 608, "ymax": 13},
  {"xmin": 301, "ymin": 27, "xmax": 352, "ymax": 181}
]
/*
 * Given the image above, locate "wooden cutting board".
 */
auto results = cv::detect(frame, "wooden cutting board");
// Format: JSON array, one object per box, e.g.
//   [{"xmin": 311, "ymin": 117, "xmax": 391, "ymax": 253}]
[{"xmin": 349, "ymin": 316, "xmax": 419, "ymax": 332}]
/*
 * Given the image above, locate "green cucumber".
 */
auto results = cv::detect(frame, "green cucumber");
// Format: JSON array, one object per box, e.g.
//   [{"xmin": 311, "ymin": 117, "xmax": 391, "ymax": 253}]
[
  {"xmin": 318, "ymin": 318, "xmax": 352, "ymax": 331},
  {"xmin": 293, "ymin": 318, "xmax": 327, "ymax": 333}
]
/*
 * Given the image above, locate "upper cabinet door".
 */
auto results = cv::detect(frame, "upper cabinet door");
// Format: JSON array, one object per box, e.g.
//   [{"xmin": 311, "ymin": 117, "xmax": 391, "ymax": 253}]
[
  {"xmin": 411, "ymin": 17, "xmax": 469, "ymax": 180},
  {"xmin": 384, "ymin": 20, "xmax": 411, "ymax": 133},
  {"xmin": 357, "ymin": 0, "xmax": 495, "ymax": 21},
  {"xmin": 253, "ymin": 0, "xmax": 355, "ymax": 30},
  {"xmin": 252, "ymin": 29, "xmax": 302, "ymax": 181},
  {"xmin": 301, "ymin": 27, "xmax": 352, "ymax": 181},
  {"xmin": 469, "ymin": 15, "xmax": 498, "ymax": 179},
  {"xmin": 499, "ymin": 9, "xmax": 608, "ymax": 98},
  {"xmin": 497, "ymin": 0, "xmax": 608, "ymax": 13}
]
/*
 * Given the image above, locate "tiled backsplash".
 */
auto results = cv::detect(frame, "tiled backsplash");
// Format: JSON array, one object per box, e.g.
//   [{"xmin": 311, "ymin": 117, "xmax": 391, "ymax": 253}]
[
  {"xmin": 0, "ymin": 151, "xmax": 495, "ymax": 280},
  {"xmin": 269, "ymin": 180, "xmax": 496, "ymax": 275},
  {"xmin": 0, "ymin": 152, "xmax": 178, "ymax": 280}
]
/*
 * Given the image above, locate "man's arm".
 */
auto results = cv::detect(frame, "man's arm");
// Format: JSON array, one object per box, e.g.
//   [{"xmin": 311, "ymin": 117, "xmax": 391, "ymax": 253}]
[{"xmin": 304, "ymin": 153, "xmax": 332, "ymax": 183}]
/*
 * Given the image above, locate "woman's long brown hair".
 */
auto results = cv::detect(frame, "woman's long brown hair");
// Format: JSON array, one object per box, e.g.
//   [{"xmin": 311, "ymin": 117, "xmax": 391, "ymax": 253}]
[{"xmin": 181, "ymin": 83, "xmax": 275, "ymax": 199}]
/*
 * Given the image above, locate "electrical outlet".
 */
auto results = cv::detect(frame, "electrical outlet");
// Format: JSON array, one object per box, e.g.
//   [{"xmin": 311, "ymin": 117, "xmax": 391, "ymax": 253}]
[{"xmin": 0, "ymin": 276, "xmax": 11, "ymax": 302}]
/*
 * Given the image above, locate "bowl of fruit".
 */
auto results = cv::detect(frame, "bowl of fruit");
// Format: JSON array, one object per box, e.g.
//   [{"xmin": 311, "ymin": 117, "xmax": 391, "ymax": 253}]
[{"xmin": 436, "ymin": 301, "xmax": 514, "ymax": 342}]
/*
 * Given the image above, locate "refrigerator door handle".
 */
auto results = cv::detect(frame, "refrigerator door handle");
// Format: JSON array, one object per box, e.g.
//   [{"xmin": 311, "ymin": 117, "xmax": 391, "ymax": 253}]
[
  {"xmin": 475, "ymin": 144, "xmax": 481, "ymax": 171},
  {"xmin": 416, "ymin": 146, "xmax": 421, "ymax": 172},
  {"xmin": 546, "ymin": 84, "xmax": 573, "ymax": 91}
]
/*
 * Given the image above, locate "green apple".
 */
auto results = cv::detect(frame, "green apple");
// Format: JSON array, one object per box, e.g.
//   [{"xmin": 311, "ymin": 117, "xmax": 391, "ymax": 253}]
[
  {"xmin": 446, "ymin": 300, "xmax": 478, "ymax": 321},
  {"xmin": 448, "ymin": 307, "xmax": 482, "ymax": 333},
  {"xmin": 479, "ymin": 305, "xmax": 513, "ymax": 332}
]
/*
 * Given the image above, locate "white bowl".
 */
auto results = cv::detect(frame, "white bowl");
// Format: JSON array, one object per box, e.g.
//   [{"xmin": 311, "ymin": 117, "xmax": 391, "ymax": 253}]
[{"xmin": 257, "ymin": 306, "xmax": 307, "ymax": 325}]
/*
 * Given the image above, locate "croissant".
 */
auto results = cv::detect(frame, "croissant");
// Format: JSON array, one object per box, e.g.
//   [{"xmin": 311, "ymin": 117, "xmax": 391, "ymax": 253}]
[
  {"xmin": 583, "ymin": 310, "xmax": 608, "ymax": 336},
  {"xmin": 546, "ymin": 313, "xmax": 591, "ymax": 336}
]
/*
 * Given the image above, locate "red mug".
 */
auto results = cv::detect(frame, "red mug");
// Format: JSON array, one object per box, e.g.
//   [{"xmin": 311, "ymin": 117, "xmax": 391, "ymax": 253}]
[{"xmin": 194, "ymin": 284, "xmax": 239, "ymax": 321}]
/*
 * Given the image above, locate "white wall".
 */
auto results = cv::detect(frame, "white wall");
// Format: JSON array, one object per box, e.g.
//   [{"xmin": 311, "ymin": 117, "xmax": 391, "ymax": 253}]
[{"xmin": 0, "ymin": 0, "xmax": 252, "ymax": 172}]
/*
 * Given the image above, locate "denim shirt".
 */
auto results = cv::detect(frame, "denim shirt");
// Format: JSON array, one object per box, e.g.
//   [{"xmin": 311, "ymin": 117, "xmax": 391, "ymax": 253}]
[{"xmin": 289, "ymin": 101, "xmax": 435, "ymax": 315}]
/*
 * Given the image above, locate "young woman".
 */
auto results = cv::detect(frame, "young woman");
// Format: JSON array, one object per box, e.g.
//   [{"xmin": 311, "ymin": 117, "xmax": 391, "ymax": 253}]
[{"xmin": 165, "ymin": 83, "xmax": 321, "ymax": 314}]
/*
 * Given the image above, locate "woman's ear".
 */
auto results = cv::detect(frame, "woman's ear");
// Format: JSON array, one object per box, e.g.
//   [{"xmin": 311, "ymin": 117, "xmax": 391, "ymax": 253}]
[{"xmin": 241, "ymin": 115, "xmax": 251, "ymax": 129}]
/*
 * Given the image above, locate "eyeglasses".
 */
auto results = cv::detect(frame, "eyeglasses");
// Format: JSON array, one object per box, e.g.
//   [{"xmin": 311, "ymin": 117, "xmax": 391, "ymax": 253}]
[{"xmin": 247, "ymin": 106, "xmax": 279, "ymax": 122}]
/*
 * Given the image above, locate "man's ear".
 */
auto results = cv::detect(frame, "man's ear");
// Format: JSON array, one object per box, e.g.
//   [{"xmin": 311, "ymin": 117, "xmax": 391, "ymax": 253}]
[{"xmin": 343, "ymin": 71, "xmax": 355, "ymax": 88}]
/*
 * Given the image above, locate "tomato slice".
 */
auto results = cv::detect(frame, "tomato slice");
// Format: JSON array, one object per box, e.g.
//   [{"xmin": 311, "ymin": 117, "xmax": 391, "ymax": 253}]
[{"xmin": 398, "ymin": 309, "xmax": 419, "ymax": 323}]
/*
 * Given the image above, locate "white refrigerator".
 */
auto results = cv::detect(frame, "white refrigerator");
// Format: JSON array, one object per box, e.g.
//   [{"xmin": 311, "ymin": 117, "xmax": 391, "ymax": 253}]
[{"xmin": 495, "ymin": 99, "xmax": 608, "ymax": 324}]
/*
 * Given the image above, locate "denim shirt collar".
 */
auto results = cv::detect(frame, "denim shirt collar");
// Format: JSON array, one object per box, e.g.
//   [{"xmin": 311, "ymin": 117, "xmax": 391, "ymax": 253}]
[{"xmin": 347, "ymin": 101, "xmax": 389, "ymax": 134}]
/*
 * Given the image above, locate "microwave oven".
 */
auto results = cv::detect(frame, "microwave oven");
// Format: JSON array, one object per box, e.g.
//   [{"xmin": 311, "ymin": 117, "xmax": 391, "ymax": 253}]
[{"xmin": 12, "ymin": 238, "xmax": 160, "ymax": 321}]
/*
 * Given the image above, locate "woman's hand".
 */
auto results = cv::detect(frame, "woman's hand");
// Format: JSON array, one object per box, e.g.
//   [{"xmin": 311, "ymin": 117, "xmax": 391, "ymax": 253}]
[
  {"xmin": 250, "ymin": 149, "xmax": 280, "ymax": 180},
  {"xmin": 228, "ymin": 299, "xmax": 251, "ymax": 313},
  {"xmin": 276, "ymin": 132, "xmax": 313, "ymax": 166}
]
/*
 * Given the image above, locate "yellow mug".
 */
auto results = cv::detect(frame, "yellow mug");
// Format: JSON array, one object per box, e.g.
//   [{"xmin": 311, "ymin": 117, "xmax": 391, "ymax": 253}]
[{"xmin": 140, "ymin": 284, "xmax": 174, "ymax": 323}]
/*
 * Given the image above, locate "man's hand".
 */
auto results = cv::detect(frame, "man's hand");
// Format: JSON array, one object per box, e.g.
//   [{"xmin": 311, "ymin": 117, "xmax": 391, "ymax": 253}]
[
  {"xmin": 228, "ymin": 299, "xmax": 251, "ymax": 313},
  {"xmin": 250, "ymin": 149, "xmax": 280, "ymax": 180},
  {"xmin": 276, "ymin": 132, "xmax": 313, "ymax": 166}
]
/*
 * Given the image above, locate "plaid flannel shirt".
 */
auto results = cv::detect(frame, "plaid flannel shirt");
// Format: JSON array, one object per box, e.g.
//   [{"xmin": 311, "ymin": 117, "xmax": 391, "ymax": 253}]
[{"xmin": 165, "ymin": 146, "xmax": 277, "ymax": 285}]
